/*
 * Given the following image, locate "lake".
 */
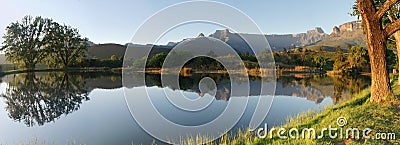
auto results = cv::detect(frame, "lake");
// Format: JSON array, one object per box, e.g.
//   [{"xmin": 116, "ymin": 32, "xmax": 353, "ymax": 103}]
[{"xmin": 0, "ymin": 71, "xmax": 370, "ymax": 145}]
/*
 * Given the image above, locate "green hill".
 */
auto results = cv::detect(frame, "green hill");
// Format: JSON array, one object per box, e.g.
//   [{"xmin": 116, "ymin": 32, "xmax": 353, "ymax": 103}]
[
  {"xmin": 87, "ymin": 43, "xmax": 171, "ymax": 60},
  {"xmin": 87, "ymin": 43, "xmax": 126, "ymax": 59}
]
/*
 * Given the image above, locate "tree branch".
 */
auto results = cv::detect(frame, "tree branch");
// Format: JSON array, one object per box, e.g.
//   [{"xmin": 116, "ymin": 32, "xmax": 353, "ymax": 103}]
[
  {"xmin": 385, "ymin": 18, "xmax": 400, "ymax": 37},
  {"xmin": 376, "ymin": 0, "xmax": 400, "ymax": 19}
]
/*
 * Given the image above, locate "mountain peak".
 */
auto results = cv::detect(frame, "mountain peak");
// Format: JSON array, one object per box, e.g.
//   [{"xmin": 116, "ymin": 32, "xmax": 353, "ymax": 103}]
[{"xmin": 197, "ymin": 33, "xmax": 205, "ymax": 38}]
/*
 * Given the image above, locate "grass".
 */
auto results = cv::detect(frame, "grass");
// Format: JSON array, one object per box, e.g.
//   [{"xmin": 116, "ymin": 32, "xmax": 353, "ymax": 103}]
[{"xmin": 204, "ymin": 79, "xmax": 400, "ymax": 145}]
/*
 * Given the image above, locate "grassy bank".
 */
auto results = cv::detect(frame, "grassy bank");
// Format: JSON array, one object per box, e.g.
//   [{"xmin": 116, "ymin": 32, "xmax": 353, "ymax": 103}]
[{"xmin": 210, "ymin": 80, "xmax": 399, "ymax": 145}]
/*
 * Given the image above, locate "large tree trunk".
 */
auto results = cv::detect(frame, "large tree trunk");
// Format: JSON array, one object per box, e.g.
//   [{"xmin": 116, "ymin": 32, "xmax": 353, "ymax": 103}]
[{"xmin": 358, "ymin": 0, "xmax": 393, "ymax": 103}]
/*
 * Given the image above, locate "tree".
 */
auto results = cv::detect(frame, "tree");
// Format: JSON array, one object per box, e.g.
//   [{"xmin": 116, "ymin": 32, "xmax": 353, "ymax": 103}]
[
  {"xmin": 348, "ymin": 46, "xmax": 368, "ymax": 74},
  {"xmin": 313, "ymin": 56, "xmax": 327, "ymax": 70},
  {"xmin": 146, "ymin": 53, "xmax": 167, "ymax": 68},
  {"xmin": 110, "ymin": 55, "xmax": 118, "ymax": 61},
  {"xmin": 44, "ymin": 22, "xmax": 88, "ymax": 68},
  {"xmin": 354, "ymin": 0, "xmax": 400, "ymax": 103},
  {"xmin": 333, "ymin": 46, "xmax": 349, "ymax": 73},
  {"xmin": 1, "ymin": 16, "xmax": 51, "ymax": 70},
  {"xmin": 353, "ymin": 1, "xmax": 400, "ymax": 85}
]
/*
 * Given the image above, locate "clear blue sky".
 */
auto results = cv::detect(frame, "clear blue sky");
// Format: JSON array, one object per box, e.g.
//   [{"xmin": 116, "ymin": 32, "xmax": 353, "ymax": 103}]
[{"xmin": 1, "ymin": 0, "xmax": 357, "ymax": 45}]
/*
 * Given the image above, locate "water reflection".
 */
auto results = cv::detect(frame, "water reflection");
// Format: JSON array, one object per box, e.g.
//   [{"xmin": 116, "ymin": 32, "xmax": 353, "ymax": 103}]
[
  {"xmin": 332, "ymin": 75, "xmax": 370, "ymax": 104},
  {"xmin": 0, "ymin": 72, "xmax": 370, "ymax": 127},
  {"xmin": 2, "ymin": 72, "xmax": 89, "ymax": 126},
  {"xmin": 143, "ymin": 74, "xmax": 370, "ymax": 104},
  {"xmin": 275, "ymin": 74, "xmax": 370, "ymax": 104}
]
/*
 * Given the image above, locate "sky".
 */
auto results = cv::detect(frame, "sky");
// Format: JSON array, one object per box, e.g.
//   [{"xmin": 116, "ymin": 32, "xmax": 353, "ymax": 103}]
[{"xmin": 1, "ymin": 0, "xmax": 357, "ymax": 45}]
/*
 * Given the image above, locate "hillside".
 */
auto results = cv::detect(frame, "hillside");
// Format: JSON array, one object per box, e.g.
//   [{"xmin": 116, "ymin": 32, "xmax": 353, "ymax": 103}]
[
  {"xmin": 87, "ymin": 43, "xmax": 126, "ymax": 59},
  {"xmin": 87, "ymin": 43, "xmax": 171, "ymax": 60}
]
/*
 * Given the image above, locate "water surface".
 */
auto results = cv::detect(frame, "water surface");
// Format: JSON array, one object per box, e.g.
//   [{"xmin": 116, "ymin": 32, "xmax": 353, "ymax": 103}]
[{"xmin": 0, "ymin": 72, "xmax": 370, "ymax": 144}]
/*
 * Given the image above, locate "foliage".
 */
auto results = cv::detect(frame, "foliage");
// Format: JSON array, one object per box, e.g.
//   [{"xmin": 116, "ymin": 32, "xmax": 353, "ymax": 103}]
[
  {"xmin": 1, "ymin": 16, "xmax": 51, "ymax": 69},
  {"xmin": 348, "ymin": 46, "xmax": 369, "ymax": 74},
  {"xmin": 146, "ymin": 53, "xmax": 167, "ymax": 68},
  {"xmin": 110, "ymin": 55, "xmax": 118, "ymax": 61},
  {"xmin": 312, "ymin": 55, "xmax": 328, "ymax": 70},
  {"xmin": 1, "ymin": 15, "xmax": 88, "ymax": 69},
  {"xmin": 333, "ymin": 46, "xmax": 349, "ymax": 73},
  {"xmin": 44, "ymin": 22, "xmax": 88, "ymax": 68},
  {"xmin": 333, "ymin": 46, "xmax": 371, "ymax": 75}
]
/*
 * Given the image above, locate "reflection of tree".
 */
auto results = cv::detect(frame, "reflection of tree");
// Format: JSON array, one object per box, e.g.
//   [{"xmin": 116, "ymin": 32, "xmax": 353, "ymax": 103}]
[
  {"xmin": 2, "ymin": 72, "xmax": 89, "ymax": 126},
  {"xmin": 333, "ymin": 76, "xmax": 346, "ymax": 104},
  {"xmin": 332, "ymin": 75, "xmax": 370, "ymax": 104}
]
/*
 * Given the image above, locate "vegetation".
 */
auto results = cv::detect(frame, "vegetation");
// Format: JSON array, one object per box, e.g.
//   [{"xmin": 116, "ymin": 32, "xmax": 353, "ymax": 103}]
[
  {"xmin": 44, "ymin": 21, "xmax": 88, "ymax": 68},
  {"xmin": 352, "ymin": 0, "xmax": 400, "ymax": 85},
  {"xmin": 204, "ymin": 78, "xmax": 400, "ymax": 145},
  {"xmin": 1, "ymin": 16, "xmax": 50, "ymax": 70},
  {"xmin": 312, "ymin": 55, "xmax": 328, "ymax": 70},
  {"xmin": 353, "ymin": 0, "xmax": 400, "ymax": 103},
  {"xmin": 333, "ymin": 46, "xmax": 370, "ymax": 75},
  {"xmin": 1, "ymin": 16, "xmax": 88, "ymax": 70}
]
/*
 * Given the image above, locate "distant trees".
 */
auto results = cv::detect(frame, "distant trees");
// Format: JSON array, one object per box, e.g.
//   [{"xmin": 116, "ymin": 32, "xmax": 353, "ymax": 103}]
[
  {"xmin": 348, "ymin": 46, "xmax": 369, "ymax": 74},
  {"xmin": 333, "ymin": 46, "xmax": 369, "ymax": 75},
  {"xmin": 110, "ymin": 55, "xmax": 118, "ymax": 61},
  {"xmin": 333, "ymin": 46, "xmax": 348, "ymax": 73},
  {"xmin": 146, "ymin": 53, "xmax": 167, "ymax": 68},
  {"xmin": 312, "ymin": 56, "xmax": 327, "ymax": 70},
  {"xmin": 1, "ymin": 15, "xmax": 88, "ymax": 69}
]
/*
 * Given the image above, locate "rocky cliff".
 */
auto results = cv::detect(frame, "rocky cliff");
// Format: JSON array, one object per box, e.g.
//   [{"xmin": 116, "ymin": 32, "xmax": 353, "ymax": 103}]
[
  {"xmin": 209, "ymin": 28, "xmax": 328, "ymax": 52},
  {"xmin": 312, "ymin": 20, "xmax": 366, "ymax": 51}
]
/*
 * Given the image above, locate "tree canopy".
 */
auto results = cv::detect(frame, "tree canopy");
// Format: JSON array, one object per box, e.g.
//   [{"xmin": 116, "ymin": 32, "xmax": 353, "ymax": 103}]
[
  {"xmin": 1, "ymin": 15, "xmax": 88, "ymax": 69},
  {"xmin": 1, "ymin": 16, "xmax": 51, "ymax": 69}
]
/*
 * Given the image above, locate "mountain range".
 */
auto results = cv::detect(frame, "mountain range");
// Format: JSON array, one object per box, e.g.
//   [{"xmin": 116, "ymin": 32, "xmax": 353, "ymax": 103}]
[
  {"xmin": 85, "ymin": 20, "xmax": 365, "ymax": 60},
  {"xmin": 0, "ymin": 20, "xmax": 365, "ymax": 64}
]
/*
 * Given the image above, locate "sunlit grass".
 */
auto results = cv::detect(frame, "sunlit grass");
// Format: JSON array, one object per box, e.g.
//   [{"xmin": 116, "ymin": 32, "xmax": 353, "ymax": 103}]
[{"xmin": 207, "ymin": 79, "xmax": 400, "ymax": 145}]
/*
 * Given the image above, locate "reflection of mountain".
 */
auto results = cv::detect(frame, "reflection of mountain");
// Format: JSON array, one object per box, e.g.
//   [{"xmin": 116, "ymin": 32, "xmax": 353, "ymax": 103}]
[
  {"xmin": 275, "ymin": 82, "xmax": 325, "ymax": 103},
  {"xmin": 123, "ymin": 74, "xmax": 333, "ymax": 103}
]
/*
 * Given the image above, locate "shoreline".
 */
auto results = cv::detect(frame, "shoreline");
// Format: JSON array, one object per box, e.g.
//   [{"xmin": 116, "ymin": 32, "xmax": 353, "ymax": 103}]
[
  {"xmin": 0, "ymin": 67, "xmax": 373, "ymax": 77},
  {"xmin": 0, "ymin": 67, "xmax": 121, "ymax": 76}
]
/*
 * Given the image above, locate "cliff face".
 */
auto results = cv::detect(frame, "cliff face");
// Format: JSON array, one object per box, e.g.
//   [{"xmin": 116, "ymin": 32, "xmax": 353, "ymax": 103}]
[
  {"xmin": 331, "ymin": 20, "xmax": 363, "ymax": 35},
  {"xmin": 314, "ymin": 20, "xmax": 366, "ymax": 50},
  {"xmin": 209, "ymin": 28, "xmax": 328, "ymax": 52}
]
